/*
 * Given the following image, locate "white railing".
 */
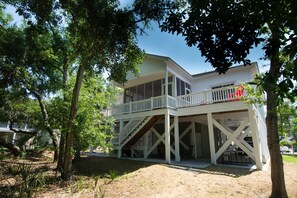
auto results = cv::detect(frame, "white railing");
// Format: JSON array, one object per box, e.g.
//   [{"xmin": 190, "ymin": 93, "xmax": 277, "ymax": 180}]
[
  {"xmin": 111, "ymin": 85, "xmax": 244, "ymax": 115},
  {"xmin": 119, "ymin": 118, "xmax": 144, "ymax": 143},
  {"xmin": 112, "ymin": 95, "xmax": 175, "ymax": 115},
  {"xmin": 0, "ymin": 122, "xmax": 34, "ymax": 131},
  {"xmin": 177, "ymin": 85, "xmax": 241, "ymax": 107},
  {"xmin": 168, "ymin": 95, "xmax": 177, "ymax": 108}
]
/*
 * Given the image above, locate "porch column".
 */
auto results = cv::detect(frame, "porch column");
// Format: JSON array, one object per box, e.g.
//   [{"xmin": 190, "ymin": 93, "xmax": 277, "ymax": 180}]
[
  {"xmin": 12, "ymin": 132, "xmax": 16, "ymax": 144},
  {"xmin": 144, "ymin": 132, "xmax": 149, "ymax": 159},
  {"xmin": 164, "ymin": 66, "xmax": 168, "ymax": 107},
  {"xmin": 165, "ymin": 111, "xmax": 171, "ymax": 163},
  {"xmin": 174, "ymin": 116, "xmax": 180, "ymax": 162},
  {"xmin": 249, "ymin": 106, "xmax": 263, "ymax": 169},
  {"xmin": 118, "ymin": 147, "xmax": 122, "ymax": 158},
  {"xmin": 173, "ymin": 76, "xmax": 177, "ymax": 97},
  {"xmin": 192, "ymin": 121, "xmax": 197, "ymax": 158},
  {"xmin": 207, "ymin": 113, "xmax": 217, "ymax": 164},
  {"xmin": 118, "ymin": 119, "xmax": 124, "ymax": 158}
]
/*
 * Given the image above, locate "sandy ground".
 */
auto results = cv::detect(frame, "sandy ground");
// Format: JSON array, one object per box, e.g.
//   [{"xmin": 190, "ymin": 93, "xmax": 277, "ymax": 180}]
[
  {"xmin": 98, "ymin": 163, "xmax": 297, "ymax": 198},
  {"xmin": 1, "ymin": 156, "xmax": 297, "ymax": 198}
]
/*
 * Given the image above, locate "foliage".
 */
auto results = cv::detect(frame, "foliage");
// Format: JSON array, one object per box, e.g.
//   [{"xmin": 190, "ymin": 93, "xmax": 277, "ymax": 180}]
[
  {"xmin": 279, "ymin": 140, "xmax": 293, "ymax": 148},
  {"xmin": 278, "ymin": 101, "xmax": 297, "ymax": 139},
  {"xmin": 242, "ymin": 81, "xmax": 266, "ymax": 105},
  {"xmin": 73, "ymin": 74, "xmax": 117, "ymax": 153},
  {"xmin": 2, "ymin": 163, "xmax": 46, "ymax": 198},
  {"xmin": 0, "ymin": 4, "xmax": 63, "ymax": 158},
  {"xmin": 107, "ymin": 169, "xmax": 120, "ymax": 181},
  {"xmin": 282, "ymin": 155, "xmax": 297, "ymax": 164},
  {"xmin": 161, "ymin": 0, "xmax": 296, "ymax": 77},
  {"xmin": 93, "ymin": 176, "xmax": 105, "ymax": 198},
  {"xmin": 1, "ymin": 0, "xmax": 150, "ymax": 176}
]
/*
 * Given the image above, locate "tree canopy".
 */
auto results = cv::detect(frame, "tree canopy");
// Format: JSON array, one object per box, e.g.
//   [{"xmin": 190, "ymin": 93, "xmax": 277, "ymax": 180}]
[{"xmin": 1, "ymin": 0, "xmax": 170, "ymax": 180}]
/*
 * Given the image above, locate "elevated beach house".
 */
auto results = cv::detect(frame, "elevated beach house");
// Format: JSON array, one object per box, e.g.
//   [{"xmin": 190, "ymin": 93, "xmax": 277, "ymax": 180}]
[{"xmin": 108, "ymin": 54, "xmax": 270, "ymax": 169}]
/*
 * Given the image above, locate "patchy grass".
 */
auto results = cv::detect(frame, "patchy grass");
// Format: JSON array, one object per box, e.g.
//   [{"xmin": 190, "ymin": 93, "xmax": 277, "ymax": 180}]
[{"xmin": 282, "ymin": 155, "xmax": 297, "ymax": 164}]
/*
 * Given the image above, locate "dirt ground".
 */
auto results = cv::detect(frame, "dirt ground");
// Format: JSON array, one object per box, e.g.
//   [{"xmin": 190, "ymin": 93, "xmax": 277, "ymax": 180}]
[{"xmin": 1, "ymin": 156, "xmax": 297, "ymax": 198}]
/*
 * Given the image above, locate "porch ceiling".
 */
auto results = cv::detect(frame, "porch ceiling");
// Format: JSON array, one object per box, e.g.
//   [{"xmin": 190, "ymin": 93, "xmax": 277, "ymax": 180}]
[{"xmin": 118, "ymin": 71, "xmax": 165, "ymax": 88}]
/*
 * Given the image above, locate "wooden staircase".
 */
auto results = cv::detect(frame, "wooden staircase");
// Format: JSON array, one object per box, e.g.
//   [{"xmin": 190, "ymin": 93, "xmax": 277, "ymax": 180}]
[{"xmin": 121, "ymin": 115, "xmax": 163, "ymax": 149}]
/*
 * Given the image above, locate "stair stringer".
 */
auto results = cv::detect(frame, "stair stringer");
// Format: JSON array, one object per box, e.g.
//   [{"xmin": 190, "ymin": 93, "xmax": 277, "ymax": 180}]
[{"xmin": 121, "ymin": 115, "xmax": 163, "ymax": 149}]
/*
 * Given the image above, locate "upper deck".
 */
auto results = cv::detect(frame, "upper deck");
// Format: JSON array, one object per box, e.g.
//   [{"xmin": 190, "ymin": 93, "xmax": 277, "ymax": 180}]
[
  {"xmin": 105, "ymin": 54, "xmax": 263, "ymax": 119},
  {"xmin": 104, "ymin": 84, "xmax": 266, "ymax": 120}
]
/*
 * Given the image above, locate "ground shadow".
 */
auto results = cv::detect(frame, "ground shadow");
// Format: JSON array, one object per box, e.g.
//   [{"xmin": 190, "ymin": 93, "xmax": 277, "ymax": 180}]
[
  {"xmin": 73, "ymin": 156, "xmax": 155, "ymax": 177},
  {"xmin": 73, "ymin": 155, "xmax": 256, "ymax": 178},
  {"xmin": 204, "ymin": 165, "xmax": 254, "ymax": 177}
]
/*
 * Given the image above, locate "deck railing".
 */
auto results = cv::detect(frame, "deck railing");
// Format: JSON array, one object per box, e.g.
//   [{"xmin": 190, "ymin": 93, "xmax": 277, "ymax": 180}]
[
  {"xmin": 111, "ymin": 95, "xmax": 176, "ymax": 115},
  {"xmin": 110, "ymin": 85, "xmax": 244, "ymax": 115},
  {"xmin": 177, "ymin": 85, "xmax": 242, "ymax": 107}
]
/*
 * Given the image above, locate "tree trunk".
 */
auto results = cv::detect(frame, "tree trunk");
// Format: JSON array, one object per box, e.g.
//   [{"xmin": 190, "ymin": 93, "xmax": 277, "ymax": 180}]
[
  {"xmin": 23, "ymin": 135, "xmax": 36, "ymax": 149},
  {"xmin": 61, "ymin": 62, "xmax": 86, "ymax": 180},
  {"xmin": 0, "ymin": 137, "xmax": 20, "ymax": 157},
  {"xmin": 74, "ymin": 147, "xmax": 81, "ymax": 161},
  {"xmin": 266, "ymin": 22, "xmax": 288, "ymax": 198},
  {"xmin": 57, "ymin": 61, "xmax": 70, "ymax": 171},
  {"xmin": 31, "ymin": 91, "xmax": 59, "ymax": 162},
  {"xmin": 266, "ymin": 90, "xmax": 288, "ymax": 198},
  {"xmin": 57, "ymin": 130, "xmax": 65, "ymax": 171}
]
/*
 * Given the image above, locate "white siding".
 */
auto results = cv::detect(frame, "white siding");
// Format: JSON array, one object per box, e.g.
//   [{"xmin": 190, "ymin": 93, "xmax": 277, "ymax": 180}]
[
  {"xmin": 191, "ymin": 66, "xmax": 255, "ymax": 92},
  {"xmin": 126, "ymin": 58, "xmax": 166, "ymax": 80}
]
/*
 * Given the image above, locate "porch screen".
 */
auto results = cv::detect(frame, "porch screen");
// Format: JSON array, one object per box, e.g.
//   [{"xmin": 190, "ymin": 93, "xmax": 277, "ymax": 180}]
[{"xmin": 124, "ymin": 79, "xmax": 162, "ymax": 103}]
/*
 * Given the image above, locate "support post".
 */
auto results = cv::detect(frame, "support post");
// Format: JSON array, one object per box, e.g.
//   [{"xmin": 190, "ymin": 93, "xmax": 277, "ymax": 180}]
[
  {"xmin": 144, "ymin": 132, "xmax": 149, "ymax": 159},
  {"xmin": 118, "ymin": 147, "xmax": 122, "ymax": 158},
  {"xmin": 174, "ymin": 116, "xmax": 180, "ymax": 162},
  {"xmin": 249, "ymin": 106, "xmax": 263, "ymax": 169},
  {"xmin": 12, "ymin": 132, "xmax": 16, "ymax": 144},
  {"xmin": 192, "ymin": 121, "xmax": 197, "ymax": 158},
  {"xmin": 207, "ymin": 113, "xmax": 216, "ymax": 164},
  {"xmin": 118, "ymin": 120, "xmax": 124, "ymax": 158},
  {"xmin": 173, "ymin": 76, "xmax": 177, "ymax": 97},
  {"xmin": 165, "ymin": 111, "xmax": 171, "ymax": 163}
]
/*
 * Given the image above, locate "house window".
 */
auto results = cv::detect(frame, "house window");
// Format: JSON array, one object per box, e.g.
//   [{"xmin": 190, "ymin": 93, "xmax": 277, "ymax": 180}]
[
  {"xmin": 163, "ymin": 76, "xmax": 173, "ymax": 96},
  {"xmin": 176, "ymin": 77, "xmax": 191, "ymax": 96}
]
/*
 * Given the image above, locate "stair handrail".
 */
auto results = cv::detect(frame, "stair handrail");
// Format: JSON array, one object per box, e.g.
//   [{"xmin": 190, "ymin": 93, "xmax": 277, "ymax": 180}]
[
  {"xmin": 120, "ymin": 117, "xmax": 145, "ymax": 143},
  {"xmin": 120, "ymin": 116, "xmax": 152, "ymax": 145}
]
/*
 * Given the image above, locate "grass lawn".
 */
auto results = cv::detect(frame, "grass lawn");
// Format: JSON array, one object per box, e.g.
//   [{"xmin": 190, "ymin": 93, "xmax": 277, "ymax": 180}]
[{"xmin": 282, "ymin": 155, "xmax": 297, "ymax": 164}]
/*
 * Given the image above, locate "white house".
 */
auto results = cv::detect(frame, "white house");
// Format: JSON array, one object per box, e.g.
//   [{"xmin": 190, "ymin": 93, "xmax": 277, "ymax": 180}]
[{"xmin": 109, "ymin": 54, "xmax": 270, "ymax": 169}]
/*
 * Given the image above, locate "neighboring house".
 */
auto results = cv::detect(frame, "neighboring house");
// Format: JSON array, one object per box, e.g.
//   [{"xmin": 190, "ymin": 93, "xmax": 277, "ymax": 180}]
[
  {"xmin": 108, "ymin": 54, "xmax": 270, "ymax": 169},
  {"xmin": 0, "ymin": 122, "xmax": 35, "ymax": 145},
  {"xmin": 0, "ymin": 122, "xmax": 18, "ymax": 144}
]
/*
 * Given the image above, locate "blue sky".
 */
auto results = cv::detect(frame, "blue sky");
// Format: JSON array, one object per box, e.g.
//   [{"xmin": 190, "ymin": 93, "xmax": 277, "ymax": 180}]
[
  {"xmin": 5, "ymin": 3, "xmax": 269, "ymax": 75},
  {"xmin": 120, "ymin": 0, "xmax": 269, "ymax": 74},
  {"xmin": 137, "ymin": 21, "xmax": 269, "ymax": 75}
]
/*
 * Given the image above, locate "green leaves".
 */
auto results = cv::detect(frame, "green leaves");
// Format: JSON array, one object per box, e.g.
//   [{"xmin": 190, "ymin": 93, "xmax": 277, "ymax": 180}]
[
  {"xmin": 277, "ymin": 101, "xmax": 297, "ymax": 142},
  {"xmin": 161, "ymin": 0, "xmax": 265, "ymax": 73},
  {"xmin": 73, "ymin": 74, "xmax": 116, "ymax": 151}
]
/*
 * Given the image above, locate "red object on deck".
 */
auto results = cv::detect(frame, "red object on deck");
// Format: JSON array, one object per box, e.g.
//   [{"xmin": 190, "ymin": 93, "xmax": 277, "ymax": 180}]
[{"xmin": 228, "ymin": 85, "xmax": 244, "ymax": 101}]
